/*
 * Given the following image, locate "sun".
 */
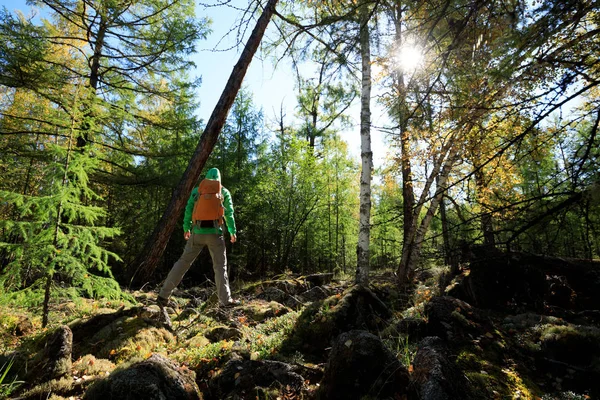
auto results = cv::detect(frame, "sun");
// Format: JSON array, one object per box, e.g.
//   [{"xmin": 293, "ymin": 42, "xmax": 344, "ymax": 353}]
[{"xmin": 395, "ymin": 44, "xmax": 424, "ymax": 72}]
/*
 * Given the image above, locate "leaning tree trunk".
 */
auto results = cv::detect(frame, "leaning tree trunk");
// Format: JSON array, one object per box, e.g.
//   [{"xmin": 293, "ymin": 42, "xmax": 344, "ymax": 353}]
[
  {"xmin": 356, "ymin": 3, "xmax": 373, "ymax": 286},
  {"xmin": 129, "ymin": 0, "xmax": 279, "ymax": 286},
  {"xmin": 397, "ymin": 141, "xmax": 460, "ymax": 284},
  {"xmin": 77, "ymin": 15, "xmax": 107, "ymax": 148}
]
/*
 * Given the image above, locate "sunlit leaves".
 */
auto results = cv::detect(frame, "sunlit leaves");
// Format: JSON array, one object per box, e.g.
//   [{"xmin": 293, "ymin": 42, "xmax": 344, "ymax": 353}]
[{"xmin": 0, "ymin": 10, "xmax": 56, "ymax": 89}]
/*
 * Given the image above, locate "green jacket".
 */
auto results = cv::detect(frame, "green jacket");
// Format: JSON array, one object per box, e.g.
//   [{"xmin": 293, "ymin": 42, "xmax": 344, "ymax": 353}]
[{"xmin": 183, "ymin": 168, "xmax": 236, "ymax": 236}]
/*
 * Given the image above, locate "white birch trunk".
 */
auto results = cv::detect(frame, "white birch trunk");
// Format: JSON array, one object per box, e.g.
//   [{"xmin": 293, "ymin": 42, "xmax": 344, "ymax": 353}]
[{"xmin": 356, "ymin": 4, "xmax": 372, "ymax": 286}]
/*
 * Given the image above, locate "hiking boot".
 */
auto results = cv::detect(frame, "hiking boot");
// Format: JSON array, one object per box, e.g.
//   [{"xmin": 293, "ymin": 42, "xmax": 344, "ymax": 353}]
[
  {"xmin": 157, "ymin": 296, "xmax": 172, "ymax": 308},
  {"xmin": 223, "ymin": 299, "xmax": 241, "ymax": 308}
]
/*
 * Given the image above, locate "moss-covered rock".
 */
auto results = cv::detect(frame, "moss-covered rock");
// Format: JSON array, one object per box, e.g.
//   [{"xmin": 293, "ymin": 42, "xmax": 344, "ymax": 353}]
[
  {"xmin": 239, "ymin": 300, "xmax": 290, "ymax": 323},
  {"xmin": 538, "ymin": 324, "xmax": 600, "ymax": 367},
  {"xmin": 205, "ymin": 326, "xmax": 243, "ymax": 342},
  {"xmin": 83, "ymin": 353, "xmax": 201, "ymax": 400},
  {"xmin": 424, "ymin": 296, "xmax": 483, "ymax": 343},
  {"xmin": 318, "ymin": 330, "xmax": 409, "ymax": 400},
  {"xmin": 446, "ymin": 253, "xmax": 547, "ymax": 312},
  {"xmin": 26, "ymin": 325, "xmax": 72, "ymax": 383},
  {"xmin": 187, "ymin": 334, "xmax": 211, "ymax": 349},
  {"xmin": 281, "ymin": 286, "xmax": 391, "ymax": 358},
  {"xmin": 412, "ymin": 336, "xmax": 475, "ymax": 400},
  {"xmin": 73, "ymin": 355, "xmax": 115, "ymax": 377},
  {"xmin": 208, "ymin": 358, "xmax": 304, "ymax": 400}
]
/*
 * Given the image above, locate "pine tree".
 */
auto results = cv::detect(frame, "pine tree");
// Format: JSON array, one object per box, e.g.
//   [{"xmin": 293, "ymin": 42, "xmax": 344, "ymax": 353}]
[{"xmin": 0, "ymin": 89, "xmax": 123, "ymax": 327}]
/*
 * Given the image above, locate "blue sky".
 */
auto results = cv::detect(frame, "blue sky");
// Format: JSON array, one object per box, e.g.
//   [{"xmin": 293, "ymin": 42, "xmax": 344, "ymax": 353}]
[
  {"xmin": 0, "ymin": 0, "xmax": 387, "ymax": 166},
  {"xmin": 192, "ymin": 1, "xmax": 296, "ymax": 122},
  {"xmin": 0, "ymin": 0, "xmax": 295, "ymax": 121}
]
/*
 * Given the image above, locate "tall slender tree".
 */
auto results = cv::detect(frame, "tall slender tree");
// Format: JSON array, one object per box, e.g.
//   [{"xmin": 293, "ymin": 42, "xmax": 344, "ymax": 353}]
[
  {"xmin": 355, "ymin": 2, "xmax": 374, "ymax": 286},
  {"xmin": 378, "ymin": 0, "xmax": 527, "ymax": 283},
  {"xmin": 131, "ymin": 0, "xmax": 280, "ymax": 285}
]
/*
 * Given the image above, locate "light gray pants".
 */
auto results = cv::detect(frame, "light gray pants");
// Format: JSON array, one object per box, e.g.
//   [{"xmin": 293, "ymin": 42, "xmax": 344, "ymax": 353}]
[{"xmin": 159, "ymin": 233, "xmax": 232, "ymax": 305}]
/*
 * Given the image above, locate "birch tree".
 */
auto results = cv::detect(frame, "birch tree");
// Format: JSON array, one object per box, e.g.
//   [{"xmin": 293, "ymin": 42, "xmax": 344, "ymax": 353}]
[{"xmin": 355, "ymin": 2, "xmax": 373, "ymax": 286}]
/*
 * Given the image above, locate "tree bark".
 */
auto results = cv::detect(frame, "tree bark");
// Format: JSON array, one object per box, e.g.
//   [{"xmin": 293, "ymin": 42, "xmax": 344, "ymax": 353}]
[
  {"xmin": 78, "ymin": 15, "xmax": 107, "ymax": 147},
  {"xmin": 129, "ymin": 0, "xmax": 279, "ymax": 286},
  {"xmin": 389, "ymin": 5, "xmax": 416, "ymax": 282},
  {"xmin": 474, "ymin": 167, "xmax": 496, "ymax": 248},
  {"xmin": 397, "ymin": 143, "xmax": 460, "ymax": 284},
  {"xmin": 439, "ymin": 188, "xmax": 454, "ymax": 269},
  {"xmin": 356, "ymin": 3, "xmax": 372, "ymax": 286}
]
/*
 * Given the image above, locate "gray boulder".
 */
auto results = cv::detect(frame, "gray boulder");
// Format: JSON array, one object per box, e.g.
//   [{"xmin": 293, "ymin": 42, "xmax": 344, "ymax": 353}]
[
  {"xmin": 411, "ymin": 336, "xmax": 473, "ymax": 400},
  {"xmin": 425, "ymin": 296, "xmax": 482, "ymax": 343},
  {"xmin": 83, "ymin": 353, "xmax": 201, "ymax": 400},
  {"xmin": 205, "ymin": 326, "xmax": 243, "ymax": 342},
  {"xmin": 305, "ymin": 273, "xmax": 334, "ymax": 287},
  {"xmin": 27, "ymin": 325, "xmax": 73, "ymax": 383},
  {"xmin": 318, "ymin": 330, "xmax": 409, "ymax": 400},
  {"xmin": 299, "ymin": 286, "xmax": 330, "ymax": 302},
  {"xmin": 209, "ymin": 358, "xmax": 304, "ymax": 398}
]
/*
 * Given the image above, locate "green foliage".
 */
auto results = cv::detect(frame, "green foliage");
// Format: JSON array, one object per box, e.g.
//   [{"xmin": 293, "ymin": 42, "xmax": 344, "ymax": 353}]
[
  {"xmin": 245, "ymin": 129, "xmax": 357, "ymax": 274},
  {"xmin": 203, "ymin": 88, "xmax": 358, "ymax": 276},
  {"xmin": 459, "ymin": 347, "xmax": 544, "ymax": 400},
  {"xmin": 0, "ymin": 138, "xmax": 124, "ymax": 320},
  {"xmin": 175, "ymin": 338, "xmax": 234, "ymax": 368},
  {"xmin": 0, "ymin": 0, "xmax": 597, "ymax": 299},
  {"xmin": 0, "ymin": 0, "xmax": 210, "ymax": 281},
  {"xmin": 280, "ymin": 294, "xmax": 344, "ymax": 358},
  {"xmin": 395, "ymin": 334, "xmax": 416, "ymax": 368},
  {"xmin": 0, "ymin": 357, "xmax": 22, "ymax": 397},
  {"xmin": 242, "ymin": 310, "xmax": 299, "ymax": 360},
  {"xmin": 371, "ymin": 171, "xmax": 403, "ymax": 269},
  {"xmin": 72, "ymin": 355, "xmax": 115, "ymax": 378},
  {"xmin": 295, "ymin": 51, "xmax": 357, "ymax": 148},
  {"xmin": 0, "ymin": 9, "xmax": 59, "ymax": 89}
]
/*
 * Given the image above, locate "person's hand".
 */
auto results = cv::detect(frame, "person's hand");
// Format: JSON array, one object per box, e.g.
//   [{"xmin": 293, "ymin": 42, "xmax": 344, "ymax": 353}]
[
  {"xmin": 184, "ymin": 231, "xmax": 191, "ymax": 241},
  {"xmin": 230, "ymin": 234, "xmax": 237, "ymax": 243}
]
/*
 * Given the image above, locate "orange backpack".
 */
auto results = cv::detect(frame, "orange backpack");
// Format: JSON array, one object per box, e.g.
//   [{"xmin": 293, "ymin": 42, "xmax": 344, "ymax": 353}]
[{"xmin": 192, "ymin": 179, "xmax": 224, "ymax": 225}]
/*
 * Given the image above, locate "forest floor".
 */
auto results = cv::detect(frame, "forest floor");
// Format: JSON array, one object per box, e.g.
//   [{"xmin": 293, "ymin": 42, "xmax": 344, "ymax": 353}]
[{"xmin": 1, "ymin": 255, "xmax": 599, "ymax": 399}]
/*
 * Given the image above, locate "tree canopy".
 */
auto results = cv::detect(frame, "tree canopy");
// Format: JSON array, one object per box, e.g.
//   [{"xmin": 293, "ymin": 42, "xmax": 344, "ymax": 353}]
[{"xmin": 0, "ymin": 0, "xmax": 599, "ymax": 318}]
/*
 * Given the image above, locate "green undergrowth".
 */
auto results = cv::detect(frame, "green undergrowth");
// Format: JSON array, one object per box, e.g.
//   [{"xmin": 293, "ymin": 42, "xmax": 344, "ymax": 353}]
[
  {"xmin": 1, "ymin": 268, "xmax": 596, "ymax": 400},
  {"xmin": 278, "ymin": 292, "xmax": 345, "ymax": 359},
  {"xmin": 457, "ymin": 344, "xmax": 544, "ymax": 399},
  {"xmin": 0, "ymin": 356, "xmax": 23, "ymax": 398},
  {"xmin": 380, "ymin": 313, "xmax": 420, "ymax": 368},
  {"xmin": 172, "ymin": 308, "xmax": 301, "ymax": 371},
  {"xmin": 242, "ymin": 309, "xmax": 300, "ymax": 360}
]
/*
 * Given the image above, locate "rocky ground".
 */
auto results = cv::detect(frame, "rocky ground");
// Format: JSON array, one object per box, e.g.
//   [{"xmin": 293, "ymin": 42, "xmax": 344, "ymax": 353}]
[{"xmin": 1, "ymin": 250, "xmax": 599, "ymax": 399}]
